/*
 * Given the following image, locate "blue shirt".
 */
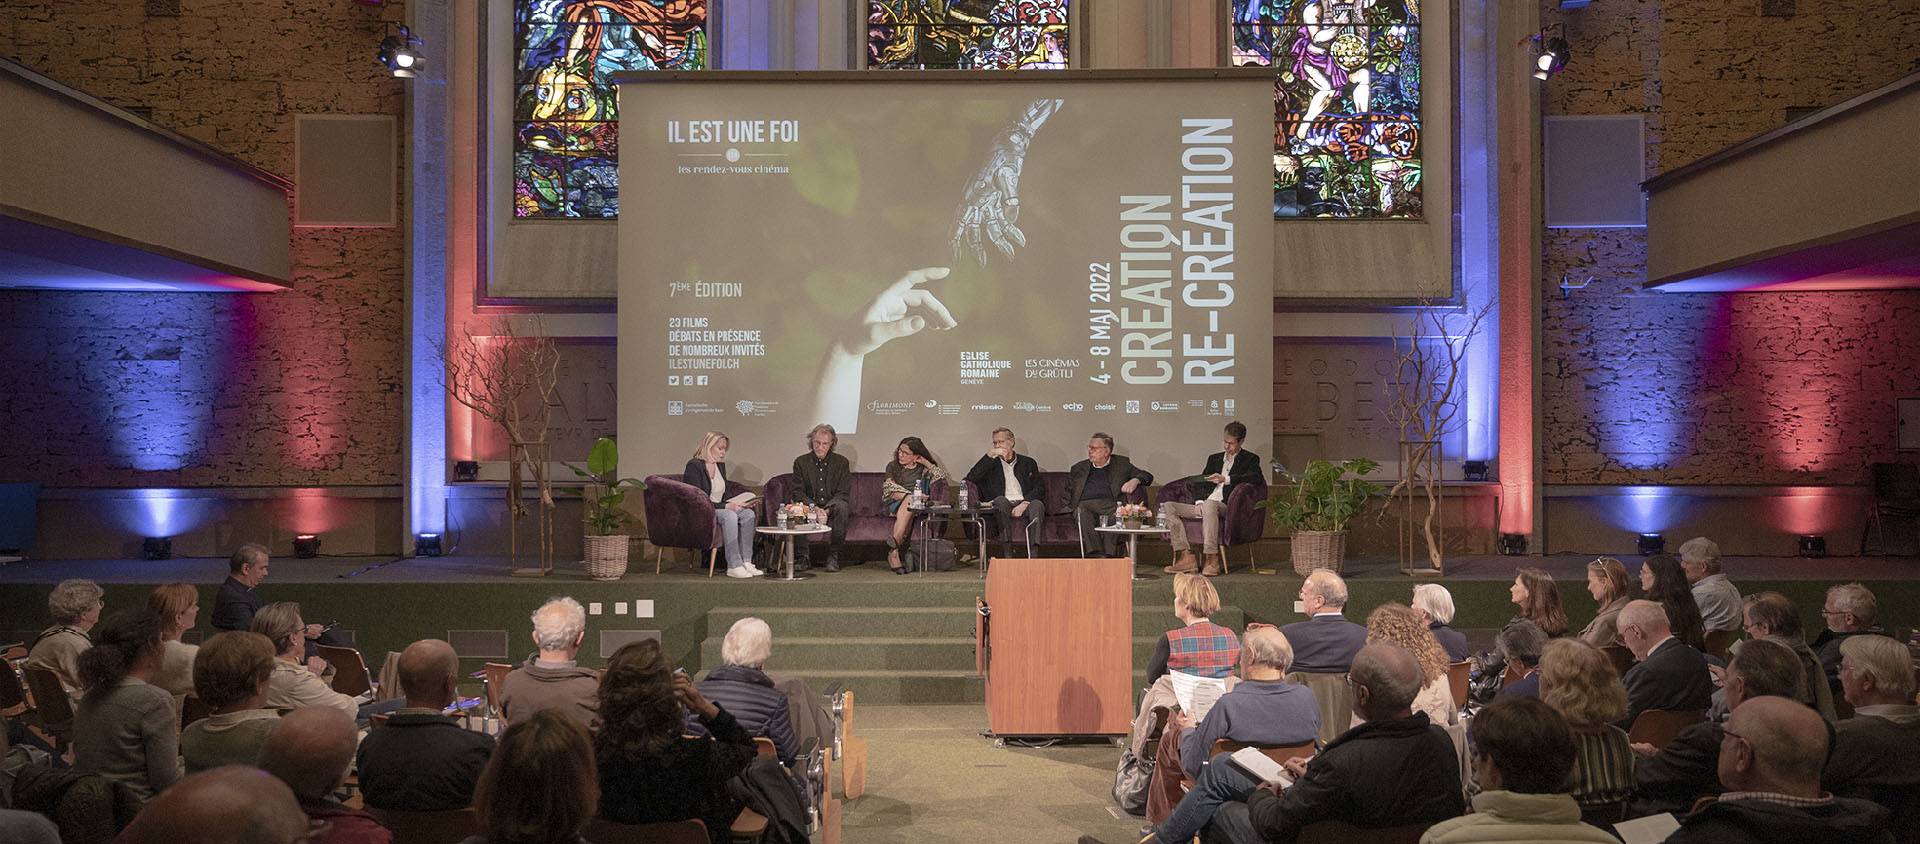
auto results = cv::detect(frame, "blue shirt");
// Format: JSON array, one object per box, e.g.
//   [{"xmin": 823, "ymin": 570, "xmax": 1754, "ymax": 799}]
[{"xmin": 1179, "ymin": 679, "xmax": 1322, "ymax": 777}]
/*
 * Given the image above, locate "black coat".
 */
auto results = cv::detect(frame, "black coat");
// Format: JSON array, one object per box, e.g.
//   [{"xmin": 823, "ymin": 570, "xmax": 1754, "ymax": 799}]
[
  {"xmin": 963, "ymin": 452, "xmax": 1045, "ymax": 504},
  {"xmin": 683, "ymin": 459, "xmax": 733, "ymax": 508},
  {"xmin": 1428, "ymin": 621, "xmax": 1469, "ymax": 663},
  {"xmin": 786, "ymin": 451, "xmax": 851, "ymax": 508},
  {"xmin": 211, "ymin": 576, "xmax": 260, "ymax": 632},
  {"xmin": 1667, "ymin": 796, "xmax": 1893, "ymax": 844},
  {"xmin": 598, "ymin": 706, "xmax": 756, "ymax": 844},
  {"xmin": 1061, "ymin": 455, "xmax": 1152, "ymax": 510},
  {"xmin": 1620, "ymin": 638, "xmax": 1714, "ymax": 728},
  {"xmin": 355, "ymin": 712, "xmax": 495, "ymax": 811},
  {"xmin": 1244, "ymin": 712, "xmax": 1464, "ymax": 842},
  {"xmin": 1190, "ymin": 449, "xmax": 1263, "ymax": 501}
]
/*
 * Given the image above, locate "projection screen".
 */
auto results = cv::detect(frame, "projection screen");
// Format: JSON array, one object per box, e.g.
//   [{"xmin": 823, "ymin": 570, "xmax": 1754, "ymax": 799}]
[{"xmin": 617, "ymin": 71, "xmax": 1274, "ymax": 481}]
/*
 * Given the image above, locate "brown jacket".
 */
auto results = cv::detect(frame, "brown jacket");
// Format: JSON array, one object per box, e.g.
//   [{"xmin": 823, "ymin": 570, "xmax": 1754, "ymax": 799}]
[{"xmin": 498, "ymin": 657, "xmax": 599, "ymax": 729}]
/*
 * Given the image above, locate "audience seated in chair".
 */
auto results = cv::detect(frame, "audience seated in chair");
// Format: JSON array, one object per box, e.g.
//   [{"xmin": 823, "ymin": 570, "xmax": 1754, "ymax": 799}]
[
  {"xmin": 1412, "ymin": 584, "xmax": 1470, "ymax": 663},
  {"xmin": 25, "ymin": 578, "xmax": 103, "ymax": 697},
  {"xmin": 357, "ymin": 639, "xmax": 495, "ymax": 812},
  {"xmin": 117, "ymin": 766, "xmax": 309, "ymax": 844},
  {"xmin": 1536, "ymin": 639, "xmax": 1634, "ymax": 823},
  {"xmin": 72, "ymin": 608, "xmax": 182, "ymax": 804},
  {"xmin": 145, "ymin": 584, "xmax": 201, "ymax": 715},
  {"xmin": 1811, "ymin": 583, "xmax": 1896, "ymax": 697},
  {"xmin": 1739, "ymin": 592, "xmax": 1838, "ymax": 721},
  {"xmin": 499, "ymin": 597, "xmax": 600, "ymax": 729},
  {"xmin": 1419, "ymin": 695, "xmax": 1617, "ymax": 844},
  {"xmin": 594, "ymin": 639, "xmax": 755, "ymax": 844},
  {"xmin": 1278, "ymin": 572, "xmax": 1369, "ymax": 675},
  {"xmin": 460, "ymin": 709, "xmax": 599, "ymax": 844},
  {"xmin": 1363, "ymin": 603, "xmax": 1458, "ymax": 728},
  {"xmin": 1616, "ymin": 600, "xmax": 1713, "ymax": 729},
  {"xmin": 1129, "ymin": 574, "xmax": 1240, "ymax": 756},
  {"xmin": 1493, "ymin": 621, "xmax": 1546, "ymax": 700},
  {"xmin": 257, "ymin": 707, "xmax": 392, "ymax": 844},
  {"xmin": 1677, "ymin": 537, "xmax": 1741, "ymax": 636},
  {"xmin": 180, "ymin": 631, "xmax": 282, "ymax": 774},
  {"xmin": 1577, "ymin": 557, "xmax": 1634, "ymax": 648},
  {"xmin": 1665, "ymin": 697, "xmax": 1894, "ymax": 844},
  {"xmin": 1627, "ymin": 638, "xmax": 1803, "ymax": 818},
  {"xmin": 1822, "ymin": 634, "xmax": 1920, "ymax": 844},
  {"xmin": 684, "ymin": 618, "xmax": 800, "ymax": 765}
]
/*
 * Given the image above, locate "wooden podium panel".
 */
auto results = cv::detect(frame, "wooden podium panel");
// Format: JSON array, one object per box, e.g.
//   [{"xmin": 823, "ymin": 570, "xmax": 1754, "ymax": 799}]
[{"xmin": 983, "ymin": 557, "xmax": 1133, "ymax": 736}]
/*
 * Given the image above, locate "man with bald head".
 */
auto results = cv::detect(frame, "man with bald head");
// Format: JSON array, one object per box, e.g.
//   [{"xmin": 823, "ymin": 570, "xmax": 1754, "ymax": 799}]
[
  {"xmin": 1629, "ymin": 638, "xmax": 1805, "ymax": 817},
  {"xmin": 1667, "ymin": 697, "xmax": 1893, "ymax": 843},
  {"xmin": 1618, "ymin": 599, "xmax": 1713, "ymax": 728},
  {"xmin": 258, "ymin": 707, "xmax": 390, "ymax": 843},
  {"xmin": 119, "ymin": 766, "xmax": 308, "ymax": 844},
  {"xmin": 1275, "ymin": 570, "xmax": 1369, "ymax": 674},
  {"xmin": 355, "ymin": 639, "xmax": 494, "ymax": 811}
]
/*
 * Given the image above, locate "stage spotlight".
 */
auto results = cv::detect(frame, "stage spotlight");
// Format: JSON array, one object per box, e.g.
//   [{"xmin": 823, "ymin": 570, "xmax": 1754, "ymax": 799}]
[
  {"xmin": 1463, "ymin": 460, "xmax": 1490, "ymax": 482},
  {"xmin": 1499, "ymin": 533, "xmax": 1528, "ymax": 556},
  {"xmin": 1797, "ymin": 535, "xmax": 1827, "ymax": 558},
  {"xmin": 378, "ymin": 24, "xmax": 425, "ymax": 78},
  {"xmin": 142, "ymin": 536, "xmax": 173, "ymax": 560},
  {"xmin": 1531, "ymin": 33, "xmax": 1569, "ymax": 81},
  {"xmin": 416, "ymin": 532, "xmax": 444, "ymax": 557},
  {"xmin": 293, "ymin": 533, "xmax": 321, "ymax": 558},
  {"xmin": 453, "ymin": 460, "xmax": 480, "ymax": 482},
  {"xmin": 1637, "ymin": 533, "xmax": 1665, "ymax": 556}
]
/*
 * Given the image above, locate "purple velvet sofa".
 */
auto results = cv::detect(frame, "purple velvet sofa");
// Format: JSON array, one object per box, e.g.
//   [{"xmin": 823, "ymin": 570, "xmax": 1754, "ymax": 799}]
[
  {"xmin": 1155, "ymin": 476, "xmax": 1270, "ymax": 571},
  {"xmin": 641, "ymin": 474, "xmax": 754, "ymax": 574},
  {"xmin": 761, "ymin": 472, "xmax": 951, "ymax": 551}
]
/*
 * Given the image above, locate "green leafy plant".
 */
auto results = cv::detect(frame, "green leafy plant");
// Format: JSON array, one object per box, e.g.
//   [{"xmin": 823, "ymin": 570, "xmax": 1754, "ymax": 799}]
[
  {"xmin": 1263, "ymin": 458, "xmax": 1384, "ymax": 534},
  {"xmin": 565, "ymin": 438, "xmax": 646, "ymax": 537}
]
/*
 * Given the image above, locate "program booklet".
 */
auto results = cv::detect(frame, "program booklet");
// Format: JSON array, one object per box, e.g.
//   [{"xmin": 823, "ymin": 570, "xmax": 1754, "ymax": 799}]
[
  {"xmin": 1167, "ymin": 672, "xmax": 1228, "ymax": 722},
  {"xmin": 727, "ymin": 491, "xmax": 759, "ymax": 507},
  {"xmin": 1226, "ymin": 746, "xmax": 1301, "ymax": 788}
]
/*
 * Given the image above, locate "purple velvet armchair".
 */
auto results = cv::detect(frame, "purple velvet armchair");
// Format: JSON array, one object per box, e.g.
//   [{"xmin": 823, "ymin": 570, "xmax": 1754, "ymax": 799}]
[
  {"xmin": 961, "ymin": 472, "xmax": 1150, "ymax": 556},
  {"xmin": 642, "ymin": 474, "xmax": 755, "ymax": 575},
  {"xmin": 761, "ymin": 472, "xmax": 950, "ymax": 550},
  {"xmin": 1156, "ymin": 476, "xmax": 1269, "ymax": 572}
]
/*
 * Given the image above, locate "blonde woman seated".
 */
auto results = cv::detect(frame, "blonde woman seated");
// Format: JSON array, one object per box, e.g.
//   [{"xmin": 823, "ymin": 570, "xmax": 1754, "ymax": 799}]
[
  {"xmin": 1358, "ymin": 602, "xmax": 1457, "ymax": 727},
  {"xmin": 1578, "ymin": 557, "xmax": 1632, "ymax": 647},
  {"xmin": 881, "ymin": 436, "xmax": 946, "ymax": 574},
  {"xmin": 1538, "ymin": 638, "xmax": 1635, "ymax": 825},
  {"xmin": 1127, "ymin": 574, "xmax": 1241, "ymax": 756},
  {"xmin": 684, "ymin": 430, "xmax": 762, "ymax": 579}
]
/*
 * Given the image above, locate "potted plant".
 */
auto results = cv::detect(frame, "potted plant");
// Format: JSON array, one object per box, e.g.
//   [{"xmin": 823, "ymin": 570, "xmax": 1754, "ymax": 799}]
[
  {"xmin": 566, "ymin": 437, "xmax": 645, "ymax": 581},
  {"xmin": 1263, "ymin": 458, "xmax": 1384, "ymax": 575}
]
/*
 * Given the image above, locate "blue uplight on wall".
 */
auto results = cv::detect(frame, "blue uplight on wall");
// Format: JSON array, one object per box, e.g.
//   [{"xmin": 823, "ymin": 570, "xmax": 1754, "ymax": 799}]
[
  {"xmin": 1614, "ymin": 485, "xmax": 1681, "ymax": 534},
  {"xmin": 86, "ymin": 295, "xmax": 241, "ymax": 472}
]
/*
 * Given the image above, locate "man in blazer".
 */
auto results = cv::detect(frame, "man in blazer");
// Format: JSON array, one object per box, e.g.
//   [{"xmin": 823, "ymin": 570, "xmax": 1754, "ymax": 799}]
[
  {"xmin": 1158, "ymin": 420, "xmax": 1263, "ymax": 576},
  {"xmin": 1618, "ymin": 599, "xmax": 1714, "ymax": 728},
  {"xmin": 963, "ymin": 426, "xmax": 1047, "ymax": 558},
  {"xmin": 1060, "ymin": 432, "xmax": 1153, "ymax": 558}
]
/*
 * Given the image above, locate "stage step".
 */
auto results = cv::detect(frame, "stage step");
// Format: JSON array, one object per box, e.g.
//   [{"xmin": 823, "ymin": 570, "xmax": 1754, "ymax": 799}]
[
  {"xmin": 701, "ymin": 635, "xmax": 978, "ymax": 672},
  {"xmin": 775, "ymin": 668, "xmax": 985, "ymax": 705}
]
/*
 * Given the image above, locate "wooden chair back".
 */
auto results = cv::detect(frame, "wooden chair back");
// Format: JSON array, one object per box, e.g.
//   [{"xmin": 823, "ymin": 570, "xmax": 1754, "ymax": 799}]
[
  {"xmin": 1288, "ymin": 672, "xmax": 1353, "ymax": 745},
  {"xmin": 482, "ymin": 662, "xmax": 513, "ymax": 717},
  {"xmin": 364, "ymin": 807, "xmax": 478, "ymax": 844},
  {"xmin": 1296, "ymin": 818, "xmax": 1429, "ymax": 844},
  {"xmin": 753, "ymin": 736, "xmax": 778, "ymax": 756},
  {"xmin": 1628, "ymin": 708, "xmax": 1706, "ymax": 749},
  {"xmin": 1209, "ymin": 738, "xmax": 1316, "ymax": 764},
  {"xmin": 315, "ymin": 644, "xmax": 373, "ymax": 697},
  {"xmin": 21, "ymin": 667, "xmax": 73, "ymax": 734},
  {"xmin": 1600, "ymin": 644, "xmax": 1637, "ymax": 679},
  {"xmin": 180, "ymin": 694, "xmax": 211, "ymax": 729},
  {"xmin": 585, "ymin": 817, "xmax": 709, "ymax": 844},
  {"xmin": 1445, "ymin": 661, "xmax": 1470, "ymax": 709},
  {"xmin": 1703, "ymin": 629, "xmax": 1737, "ymax": 662},
  {"xmin": 369, "ymin": 712, "xmax": 391, "ymax": 729}
]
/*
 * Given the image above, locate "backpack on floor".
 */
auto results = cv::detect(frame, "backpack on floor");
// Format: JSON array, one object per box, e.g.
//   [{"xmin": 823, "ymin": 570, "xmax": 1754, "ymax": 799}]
[{"xmin": 904, "ymin": 538, "xmax": 958, "ymax": 572}]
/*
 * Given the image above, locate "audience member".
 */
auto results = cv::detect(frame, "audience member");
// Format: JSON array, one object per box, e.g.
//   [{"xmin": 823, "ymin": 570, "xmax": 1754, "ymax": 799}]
[
  {"xmin": 257, "ymin": 707, "xmax": 391, "ymax": 844},
  {"xmin": 1617, "ymin": 599, "xmax": 1713, "ymax": 728},
  {"xmin": 1665, "ymin": 697, "xmax": 1893, "ymax": 844},
  {"xmin": 1139, "ymin": 626, "xmax": 1320, "ymax": 838},
  {"xmin": 1537, "ymin": 638, "xmax": 1633, "ymax": 821},
  {"xmin": 1366, "ymin": 603, "xmax": 1457, "ymax": 725},
  {"xmin": 25, "ymin": 577, "xmax": 103, "ymax": 694},
  {"xmin": 1413, "ymin": 583, "xmax": 1469, "ymax": 662},
  {"xmin": 684, "ymin": 618, "xmax": 801, "ymax": 764},
  {"xmin": 1823, "ymin": 635, "xmax": 1920, "ymax": 844},
  {"xmin": 0, "ymin": 725, "xmax": 58, "ymax": 844},
  {"xmin": 462, "ymin": 709, "xmax": 599, "ymax": 844},
  {"xmin": 1156, "ymin": 420, "xmax": 1261, "ymax": 577},
  {"xmin": 180, "ymin": 631, "xmax": 281, "ymax": 773},
  {"xmin": 963, "ymin": 426, "xmax": 1047, "ymax": 560},
  {"xmin": 1509, "ymin": 567, "xmax": 1569, "ymax": 638},
  {"xmin": 1276, "ymin": 571, "xmax": 1369, "ymax": 674},
  {"xmin": 499, "ymin": 597, "xmax": 599, "ymax": 729},
  {"xmin": 1627, "ymin": 638, "xmax": 1803, "ymax": 818},
  {"xmin": 357, "ymin": 639, "xmax": 495, "ymax": 811},
  {"xmin": 1739, "ymin": 592, "xmax": 1837, "ymax": 721},
  {"xmin": 145, "ymin": 584, "xmax": 201, "ymax": 706},
  {"xmin": 1211, "ymin": 643, "xmax": 1465, "ymax": 844},
  {"xmin": 254, "ymin": 602, "xmax": 358, "ymax": 715},
  {"xmin": 1639, "ymin": 555, "xmax": 1708, "ymax": 651},
  {"xmin": 72, "ymin": 607, "xmax": 182, "ymax": 803},
  {"xmin": 117, "ymin": 765, "xmax": 309, "ymax": 844},
  {"xmin": 214, "ymin": 544, "xmax": 342, "ymax": 664},
  {"xmin": 1145, "ymin": 574, "xmax": 1241, "ymax": 686},
  {"xmin": 1061, "ymin": 431, "xmax": 1152, "ymax": 559},
  {"xmin": 1578, "ymin": 557, "xmax": 1632, "ymax": 647},
  {"xmin": 1419, "ymin": 696, "xmax": 1617, "ymax": 844},
  {"xmin": 1812, "ymin": 584, "xmax": 1894, "ymax": 695},
  {"xmin": 594, "ymin": 638, "xmax": 755, "ymax": 843},
  {"xmin": 1494, "ymin": 620, "xmax": 1548, "ymax": 700},
  {"xmin": 789, "ymin": 423, "xmax": 853, "ymax": 571},
  {"xmin": 1677, "ymin": 537, "xmax": 1740, "ymax": 634}
]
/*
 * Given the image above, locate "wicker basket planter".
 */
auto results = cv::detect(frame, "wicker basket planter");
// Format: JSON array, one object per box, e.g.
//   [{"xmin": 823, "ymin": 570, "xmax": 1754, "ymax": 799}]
[
  {"xmin": 1289, "ymin": 530, "xmax": 1348, "ymax": 576},
  {"xmin": 584, "ymin": 534, "xmax": 629, "ymax": 581}
]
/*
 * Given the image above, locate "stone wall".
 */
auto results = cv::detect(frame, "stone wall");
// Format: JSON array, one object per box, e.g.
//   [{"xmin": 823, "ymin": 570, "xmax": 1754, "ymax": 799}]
[
  {"xmin": 0, "ymin": 1, "xmax": 407, "ymax": 486},
  {"xmin": 1540, "ymin": 0, "xmax": 1920, "ymax": 485}
]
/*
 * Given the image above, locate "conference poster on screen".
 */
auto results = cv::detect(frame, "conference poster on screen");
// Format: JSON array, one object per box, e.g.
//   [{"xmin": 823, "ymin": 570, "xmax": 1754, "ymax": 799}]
[{"xmin": 619, "ymin": 75, "xmax": 1274, "ymax": 472}]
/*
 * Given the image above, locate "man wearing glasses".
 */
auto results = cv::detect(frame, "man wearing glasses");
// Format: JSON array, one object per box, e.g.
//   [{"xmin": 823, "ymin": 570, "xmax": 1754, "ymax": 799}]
[
  {"xmin": 1811, "ymin": 583, "xmax": 1895, "ymax": 695},
  {"xmin": 1617, "ymin": 600, "xmax": 1713, "ymax": 729},
  {"xmin": 1665, "ymin": 697, "xmax": 1894, "ymax": 844},
  {"xmin": 963, "ymin": 427, "xmax": 1046, "ymax": 559},
  {"xmin": 1060, "ymin": 432, "xmax": 1153, "ymax": 558}
]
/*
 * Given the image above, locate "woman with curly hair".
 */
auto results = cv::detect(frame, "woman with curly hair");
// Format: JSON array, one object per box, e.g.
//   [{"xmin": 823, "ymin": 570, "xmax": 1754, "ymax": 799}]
[
  {"xmin": 1638, "ymin": 555, "xmax": 1707, "ymax": 652},
  {"xmin": 462, "ymin": 709, "xmax": 599, "ymax": 844},
  {"xmin": 1577, "ymin": 558, "xmax": 1632, "ymax": 647},
  {"xmin": 1537, "ymin": 638, "xmax": 1634, "ymax": 826},
  {"xmin": 594, "ymin": 638, "xmax": 754, "ymax": 843},
  {"xmin": 1363, "ymin": 602, "xmax": 1456, "ymax": 726},
  {"xmin": 1509, "ymin": 567, "xmax": 1569, "ymax": 638},
  {"xmin": 72, "ymin": 607, "xmax": 182, "ymax": 802}
]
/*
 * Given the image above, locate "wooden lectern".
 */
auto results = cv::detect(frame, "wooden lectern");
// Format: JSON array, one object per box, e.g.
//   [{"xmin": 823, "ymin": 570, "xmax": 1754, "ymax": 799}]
[{"xmin": 981, "ymin": 557, "xmax": 1133, "ymax": 737}]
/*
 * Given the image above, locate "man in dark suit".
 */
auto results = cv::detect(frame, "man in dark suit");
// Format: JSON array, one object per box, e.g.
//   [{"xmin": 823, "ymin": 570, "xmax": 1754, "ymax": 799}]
[
  {"xmin": 963, "ymin": 426, "xmax": 1046, "ymax": 558},
  {"xmin": 1629, "ymin": 638, "xmax": 1804, "ymax": 818},
  {"xmin": 1824, "ymin": 634, "xmax": 1920, "ymax": 844},
  {"xmin": 1619, "ymin": 599, "xmax": 1714, "ymax": 728},
  {"xmin": 1060, "ymin": 432, "xmax": 1153, "ymax": 558},
  {"xmin": 212, "ymin": 543, "xmax": 343, "ymax": 665},
  {"xmin": 1277, "ymin": 570, "xmax": 1369, "ymax": 674},
  {"xmin": 1158, "ymin": 420, "xmax": 1262, "ymax": 576},
  {"xmin": 787, "ymin": 423, "xmax": 852, "ymax": 571}
]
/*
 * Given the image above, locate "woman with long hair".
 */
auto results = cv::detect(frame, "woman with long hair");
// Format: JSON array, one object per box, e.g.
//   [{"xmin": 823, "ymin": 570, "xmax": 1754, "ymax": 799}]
[
  {"xmin": 1364, "ymin": 602, "xmax": 1457, "ymax": 726},
  {"xmin": 1578, "ymin": 558, "xmax": 1632, "ymax": 647},
  {"xmin": 462, "ymin": 709, "xmax": 600, "ymax": 844},
  {"xmin": 1508, "ymin": 567, "xmax": 1569, "ymax": 638},
  {"xmin": 1537, "ymin": 638, "xmax": 1634, "ymax": 825},
  {"xmin": 685, "ymin": 431, "xmax": 762, "ymax": 579},
  {"xmin": 1639, "ymin": 555, "xmax": 1707, "ymax": 651},
  {"xmin": 881, "ymin": 436, "xmax": 946, "ymax": 574},
  {"xmin": 595, "ymin": 639, "xmax": 754, "ymax": 843},
  {"xmin": 145, "ymin": 583, "xmax": 201, "ymax": 706},
  {"xmin": 72, "ymin": 607, "xmax": 182, "ymax": 802}
]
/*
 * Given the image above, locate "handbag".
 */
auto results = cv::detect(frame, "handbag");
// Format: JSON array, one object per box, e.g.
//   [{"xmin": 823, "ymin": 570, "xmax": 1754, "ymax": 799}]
[
  {"xmin": 904, "ymin": 538, "xmax": 958, "ymax": 572},
  {"xmin": 1112, "ymin": 746, "xmax": 1154, "ymax": 816}
]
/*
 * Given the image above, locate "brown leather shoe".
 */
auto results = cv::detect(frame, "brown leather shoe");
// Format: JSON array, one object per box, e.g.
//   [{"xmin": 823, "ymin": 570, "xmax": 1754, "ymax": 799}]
[
  {"xmin": 1201, "ymin": 552, "xmax": 1223, "ymax": 577},
  {"xmin": 1163, "ymin": 550, "xmax": 1198, "ymax": 573}
]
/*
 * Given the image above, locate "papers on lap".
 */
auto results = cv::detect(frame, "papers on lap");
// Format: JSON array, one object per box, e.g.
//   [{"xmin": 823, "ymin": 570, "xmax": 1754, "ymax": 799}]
[
  {"xmin": 1227, "ymin": 746, "xmax": 1299, "ymax": 788},
  {"xmin": 1168, "ymin": 672, "xmax": 1227, "ymax": 722},
  {"xmin": 1612, "ymin": 814, "xmax": 1680, "ymax": 844},
  {"xmin": 727, "ymin": 491, "xmax": 759, "ymax": 506}
]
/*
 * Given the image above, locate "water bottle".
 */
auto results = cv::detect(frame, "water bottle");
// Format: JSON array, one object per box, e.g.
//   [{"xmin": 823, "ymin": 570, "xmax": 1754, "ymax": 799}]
[{"xmin": 959, "ymin": 485, "xmax": 970, "ymax": 510}]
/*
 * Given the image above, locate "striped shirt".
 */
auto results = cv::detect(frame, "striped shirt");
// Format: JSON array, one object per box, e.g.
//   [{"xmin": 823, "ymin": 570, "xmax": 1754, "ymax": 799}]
[
  {"xmin": 1166, "ymin": 620, "xmax": 1240, "ymax": 679},
  {"xmin": 1568, "ymin": 724, "xmax": 1635, "ymax": 807}
]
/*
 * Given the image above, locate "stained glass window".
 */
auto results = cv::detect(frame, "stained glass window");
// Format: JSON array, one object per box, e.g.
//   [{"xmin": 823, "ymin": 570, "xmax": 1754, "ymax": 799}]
[
  {"xmin": 867, "ymin": 0, "xmax": 1069, "ymax": 70},
  {"xmin": 1231, "ymin": 0, "xmax": 1421, "ymax": 219},
  {"xmin": 514, "ymin": 0, "xmax": 708, "ymax": 218}
]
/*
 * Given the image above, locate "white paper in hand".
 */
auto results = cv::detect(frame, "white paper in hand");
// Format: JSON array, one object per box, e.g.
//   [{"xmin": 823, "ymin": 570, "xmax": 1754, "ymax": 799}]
[
  {"xmin": 1167, "ymin": 672, "xmax": 1228, "ymax": 722},
  {"xmin": 1226, "ymin": 746, "xmax": 1298, "ymax": 788},
  {"xmin": 1612, "ymin": 813, "xmax": 1680, "ymax": 844}
]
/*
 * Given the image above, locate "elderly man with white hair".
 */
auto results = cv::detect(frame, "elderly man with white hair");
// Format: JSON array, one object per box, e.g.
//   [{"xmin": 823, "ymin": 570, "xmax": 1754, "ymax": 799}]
[
  {"xmin": 499, "ymin": 596, "xmax": 600, "ymax": 728},
  {"xmin": 1823, "ymin": 634, "xmax": 1920, "ymax": 842},
  {"xmin": 1412, "ymin": 583, "xmax": 1469, "ymax": 662},
  {"xmin": 1276, "ymin": 570, "xmax": 1369, "ymax": 674},
  {"xmin": 1678, "ymin": 536, "xmax": 1741, "ymax": 634},
  {"xmin": 1812, "ymin": 583, "xmax": 1896, "ymax": 694},
  {"xmin": 685, "ymin": 617, "xmax": 800, "ymax": 764}
]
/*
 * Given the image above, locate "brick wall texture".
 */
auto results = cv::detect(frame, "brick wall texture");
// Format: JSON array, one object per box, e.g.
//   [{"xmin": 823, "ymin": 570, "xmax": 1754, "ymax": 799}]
[
  {"xmin": 1540, "ymin": 0, "xmax": 1920, "ymax": 485},
  {"xmin": 0, "ymin": 1, "xmax": 407, "ymax": 486}
]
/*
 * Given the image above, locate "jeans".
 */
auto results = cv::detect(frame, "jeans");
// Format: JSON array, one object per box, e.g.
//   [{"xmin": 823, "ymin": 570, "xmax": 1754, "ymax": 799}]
[
  {"xmin": 1152, "ymin": 757, "xmax": 1260, "ymax": 844},
  {"xmin": 715, "ymin": 507, "xmax": 757, "ymax": 568}
]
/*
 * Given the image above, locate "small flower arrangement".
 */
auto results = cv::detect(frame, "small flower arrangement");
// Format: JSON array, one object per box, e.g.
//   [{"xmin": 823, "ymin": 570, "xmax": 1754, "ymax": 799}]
[
  {"xmin": 780, "ymin": 502, "xmax": 813, "ymax": 526},
  {"xmin": 1116, "ymin": 503, "xmax": 1151, "ymax": 520}
]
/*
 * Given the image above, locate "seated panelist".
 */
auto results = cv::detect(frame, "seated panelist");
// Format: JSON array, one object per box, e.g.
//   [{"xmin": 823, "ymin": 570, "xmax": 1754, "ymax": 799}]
[
  {"xmin": 1159, "ymin": 420, "xmax": 1262, "ymax": 577},
  {"xmin": 1060, "ymin": 432, "xmax": 1152, "ymax": 558},
  {"xmin": 685, "ymin": 430, "xmax": 761, "ymax": 579},
  {"xmin": 962, "ymin": 426, "xmax": 1046, "ymax": 559},
  {"xmin": 882, "ymin": 436, "xmax": 947, "ymax": 575}
]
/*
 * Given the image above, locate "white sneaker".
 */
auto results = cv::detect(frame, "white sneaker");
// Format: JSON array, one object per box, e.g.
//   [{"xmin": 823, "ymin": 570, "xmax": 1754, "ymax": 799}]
[
  {"xmin": 726, "ymin": 567, "xmax": 755, "ymax": 578},
  {"xmin": 743, "ymin": 564, "xmax": 766, "ymax": 577}
]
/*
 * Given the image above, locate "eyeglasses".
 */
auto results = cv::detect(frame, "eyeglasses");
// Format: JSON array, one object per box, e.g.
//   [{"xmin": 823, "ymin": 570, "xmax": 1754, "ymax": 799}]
[
  {"xmin": 1719, "ymin": 726, "xmax": 1747, "ymax": 746},
  {"xmin": 1820, "ymin": 609, "xmax": 1848, "ymax": 616}
]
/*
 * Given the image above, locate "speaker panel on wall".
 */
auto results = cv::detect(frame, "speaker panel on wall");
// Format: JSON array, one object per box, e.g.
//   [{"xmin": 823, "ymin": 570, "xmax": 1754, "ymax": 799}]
[
  {"xmin": 1544, "ymin": 115, "xmax": 1646, "ymax": 228},
  {"xmin": 599, "ymin": 630, "xmax": 663, "ymax": 659},
  {"xmin": 446, "ymin": 629, "xmax": 510, "ymax": 660},
  {"xmin": 294, "ymin": 114, "xmax": 396, "ymax": 227}
]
